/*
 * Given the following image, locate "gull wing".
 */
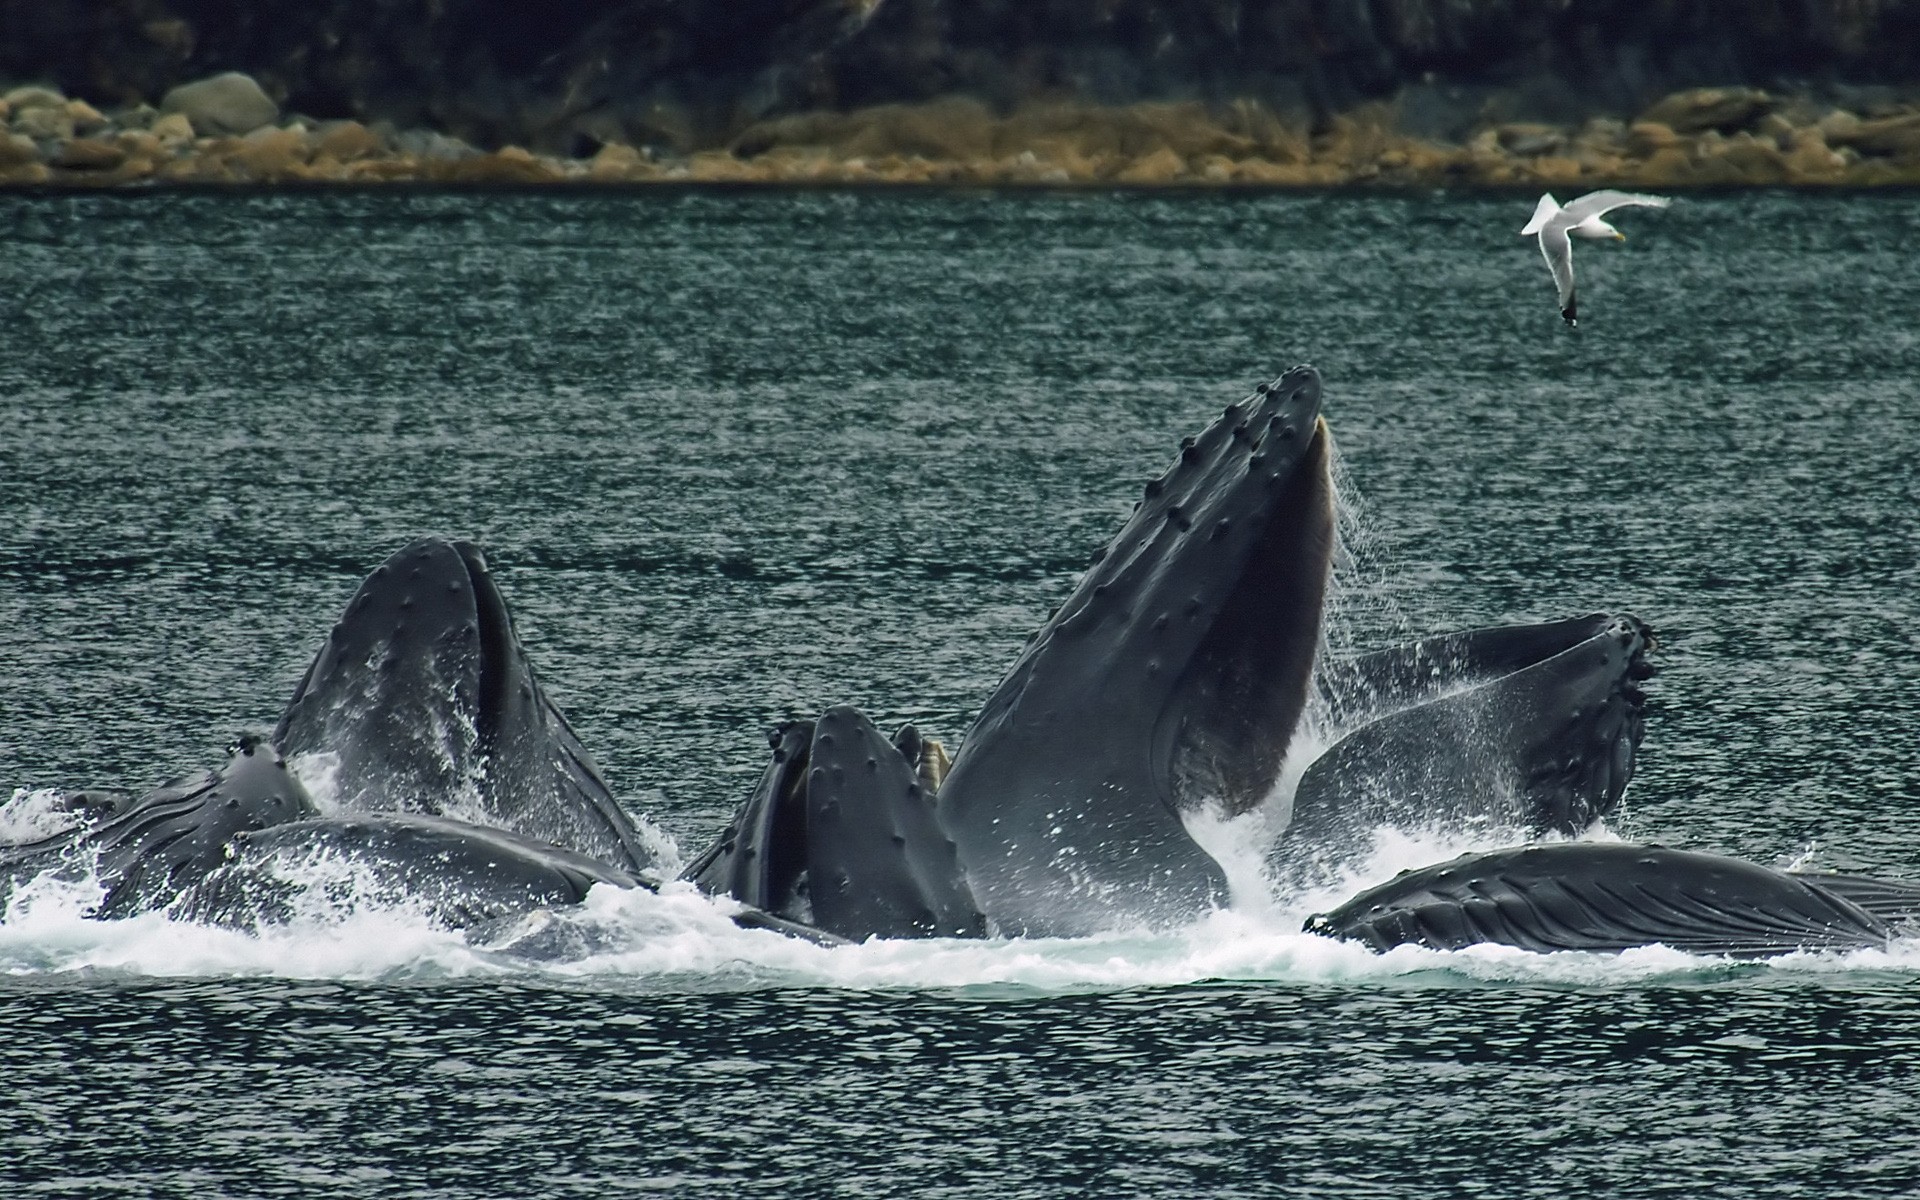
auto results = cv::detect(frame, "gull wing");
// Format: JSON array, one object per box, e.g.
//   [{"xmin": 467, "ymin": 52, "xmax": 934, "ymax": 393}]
[
  {"xmin": 1558, "ymin": 190, "xmax": 1672, "ymax": 224},
  {"xmin": 1539, "ymin": 225, "xmax": 1576, "ymax": 316},
  {"xmin": 1519, "ymin": 193, "xmax": 1561, "ymax": 236}
]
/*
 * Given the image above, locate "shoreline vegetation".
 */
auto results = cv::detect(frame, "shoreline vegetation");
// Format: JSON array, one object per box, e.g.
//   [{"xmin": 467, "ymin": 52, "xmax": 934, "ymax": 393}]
[{"xmin": 5, "ymin": 72, "xmax": 1920, "ymax": 191}]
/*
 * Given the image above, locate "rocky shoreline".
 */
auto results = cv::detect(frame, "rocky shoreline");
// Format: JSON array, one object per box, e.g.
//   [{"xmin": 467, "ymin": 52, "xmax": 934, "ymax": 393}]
[{"xmin": 5, "ymin": 72, "xmax": 1919, "ymax": 190}]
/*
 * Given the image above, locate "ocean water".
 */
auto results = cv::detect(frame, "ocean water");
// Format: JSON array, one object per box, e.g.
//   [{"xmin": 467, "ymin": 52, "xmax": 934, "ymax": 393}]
[{"xmin": 1, "ymin": 186, "xmax": 1918, "ymax": 1196}]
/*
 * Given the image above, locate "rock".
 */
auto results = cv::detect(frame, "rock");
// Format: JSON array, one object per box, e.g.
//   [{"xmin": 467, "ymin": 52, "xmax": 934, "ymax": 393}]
[
  {"xmin": 837, "ymin": 97, "xmax": 996, "ymax": 161},
  {"xmin": 1527, "ymin": 155, "xmax": 1584, "ymax": 184},
  {"xmin": 1627, "ymin": 121, "xmax": 1683, "ymax": 155},
  {"xmin": 161, "ymin": 72, "xmax": 279, "ymax": 136},
  {"xmin": 2, "ymin": 85, "xmax": 66, "ymax": 112},
  {"xmin": 51, "ymin": 137, "xmax": 126, "ymax": 171},
  {"xmin": 587, "ymin": 142, "xmax": 647, "ymax": 180},
  {"xmin": 1754, "ymin": 112, "xmax": 1798, "ymax": 147},
  {"xmin": 1114, "ymin": 146, "xmax": 1187, "ymax": 184},
  {"xmin": 13, "ymin": 105, "xmax": 74, "ymax": 142},
  {"xmin": 1831, "ymin": 113, "xmax": 1920, "ymax": 158},
  {"xmin": 1637, "ymin": 87, "xmax": 1772, "ymax": 135},
  {"xmin": 1711, "ymin": 134, "xmax": 1788, "ymax": 182},
  {"xmin": 1783, "ymin": 130, "xmax": 1846, "ymax": 178},
  {"xmin": 67, "ymin": 100, "xmax": 108, "ymax": 134},
  {"xmin": 391, "ymin": 129, "xmax": 476, "ymax": 161},
  {"xmin": 1633, "ymin": 147, "xmax": 1696, "ymax": 187},
  {"xmin": 113, "ymin": 103, "xmax": 161, "ymax": 131},
  {"xmin": 441, "ymin": 145, "xmax": 566, "ymax": 183},
  {"xmin": 149, "ymin": 112, "xmax": 195, "ymax": 148},
  {"xmin": 1572, "ymin": 117, "xmax": 1629, "ymax": 156},
  {"xmin": 313, "ymin": 120, "xmax": 382, "ymax": 162},
  {"xmin": 0, "ymin": 162, "xmax": 52, "ymax": 186},
  {"xmin": 114, "ymin": 130, "xmax": 164, "ymax": 159},
  {"xmin": 225, "ymin": 126, "xmax": 313, "ymax": 178},
  {"xmin": 1817, "ymin": 110, "xmax": 1863, "ymax": 141},
  {"xmin": 1496, "ymin": 123, "xmax": 1564, "ymax": 156},
  {"xmin": 0, "ymin": 132, "xmax": 39, "ymax": 167}
]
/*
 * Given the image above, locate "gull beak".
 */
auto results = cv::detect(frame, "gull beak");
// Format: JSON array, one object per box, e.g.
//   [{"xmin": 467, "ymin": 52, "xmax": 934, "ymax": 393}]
[{"xmin": 1614, "ymin": 232, "xmax": 1627, "ymax": 241}]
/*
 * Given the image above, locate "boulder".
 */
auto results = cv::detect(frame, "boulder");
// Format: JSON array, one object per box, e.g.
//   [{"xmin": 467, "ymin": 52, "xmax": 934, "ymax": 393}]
[
  {"xmin": 0, "ymin": 161, "xmax": 51, "ymax": 186},
  {"xmin": 150, "ymin": 112, "xmax": 195, "ymax": 148},
  {"xmin": 113, "ymin": 103, "xmax": 161, "ymax": 131},
  {"xmin": 1830, "ymin": 113, "xmax": 1920, "ymax": 158},
  {"xmin": 51, "ymin": 137, "xmax": 126, "ymax": 171},
  {"xmin": 1627, "ymin": 121, "xmax": 1682, "ymax": 156},
  {"xmin": 1637, "ymin": 88, "xmax": 1772, "ymax": 135},
  {"xmin": 441, "ymin": 145, "xmax": 566, "ymax": 183},
  {"xmin": 2, "ymin": 85, "xmax": 65, "ymax": 111},
  {"xmin": 1782, "ymin": 130, "xmax": 1846, "ymax": 178},
  {"xmin": 313, "ymin": 120, "xmax": 382, "ymax": 162},
  {"xmin": 587, "ymin": 142, "xmax": 647, "ymax": 180},
  {"xmin": 161, "ymin": 72, "xmax": 279, "ymax": 136},
  {"xmin": 1114, "ymin": 145, "xmax": 1187, "ymax": 184},
  {"xmin": 13, "ymin": 105, "xmax": 74, "ymax": 142},
  {"xmin": 391, "ymin": 129, "xmax": 476, "ymax": 161},
  {"xmin": 0, "ymin": 132, "xmax": 39, "ymax": 167},
  {"xmin": 1496, "ymin": 123, "xmax": 1564, "ymax": 156},
  {"xmin": 226, "ymin": 126, "xmax": 313, "ymax": 178},
  {"xmin": 67, "ymin": 100, "xmax": 108, "ymax": 134}
]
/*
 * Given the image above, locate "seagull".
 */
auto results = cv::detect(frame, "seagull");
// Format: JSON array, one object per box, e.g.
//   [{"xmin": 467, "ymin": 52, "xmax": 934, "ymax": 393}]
[{"xmin": 1521, "ymin": 190, "xmax": 1672, "ymax": 326}]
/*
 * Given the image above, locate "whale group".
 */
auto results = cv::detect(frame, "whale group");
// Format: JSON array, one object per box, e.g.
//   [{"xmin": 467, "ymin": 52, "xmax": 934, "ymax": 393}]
[{"xmin": 7, "ymin": 365, "xmax": 1917, "ymax": 957}]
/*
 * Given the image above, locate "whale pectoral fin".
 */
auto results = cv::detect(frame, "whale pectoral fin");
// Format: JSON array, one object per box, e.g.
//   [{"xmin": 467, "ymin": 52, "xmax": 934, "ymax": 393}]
[
  {"xmin": 803, "ymin": 707, "xmax": 982, "ymax": 940},
  {"xmin": 937, "ymin": 368, "xmax": 1331, "ymax": 936},
  {"xmin": 89, "ymin": 737, "xmax": 320, "ymax": 919},
  {"xmin": 1307, "ymin": 843, "xmax": 1898, "ymax": 957},
  {"xmin": 682, "ymin": 721, "xmax": 814, "ymax": 919},
  {"xmin": 1281, "ymin": 614, "xmax": 1653, "ymax": 887},
  {"xmin": 274, "ymin": 538, "xmax": 652, "ymax": 874}
]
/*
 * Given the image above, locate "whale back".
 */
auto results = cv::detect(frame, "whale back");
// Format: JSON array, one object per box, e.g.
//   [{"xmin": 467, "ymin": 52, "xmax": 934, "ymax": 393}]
[
  {"xmin": 937, "ymin": 367, "xmax": 1333, "ymax": 936},
  {"xmin": 273, "ymin": 538, "xmax": 652, "ymax": 874}
]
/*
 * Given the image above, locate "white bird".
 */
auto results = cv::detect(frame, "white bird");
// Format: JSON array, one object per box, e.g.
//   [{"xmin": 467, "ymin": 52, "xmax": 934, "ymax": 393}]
[{"xmin": 1521, "ymin": 190, "xmax": 1672, "ymax": 326}]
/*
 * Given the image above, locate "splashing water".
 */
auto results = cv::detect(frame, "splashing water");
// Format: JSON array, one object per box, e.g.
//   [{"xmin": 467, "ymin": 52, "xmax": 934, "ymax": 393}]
[{"xmin": 5, "ymin": 802, "xmax": 1916, "ymax": 990}]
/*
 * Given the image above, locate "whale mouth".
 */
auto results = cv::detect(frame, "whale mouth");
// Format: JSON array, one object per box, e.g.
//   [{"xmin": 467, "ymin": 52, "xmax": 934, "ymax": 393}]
[
  {"xmin": 272, "ymin": 538, "xmax": 651, "ymax": 873},
  {"xmin": 1159, "ymin": 413, "xmax": 1333, "ymax": 818},
  {"xmin": 932, "ymin": 366, "xmax": 1336, "ymax": 935}
]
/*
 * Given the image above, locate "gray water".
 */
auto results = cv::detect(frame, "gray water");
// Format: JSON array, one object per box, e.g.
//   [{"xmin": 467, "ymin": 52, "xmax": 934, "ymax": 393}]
[{"xmin": 1, "ymin": 187, "xmax": 1917, "ymax": 1196}]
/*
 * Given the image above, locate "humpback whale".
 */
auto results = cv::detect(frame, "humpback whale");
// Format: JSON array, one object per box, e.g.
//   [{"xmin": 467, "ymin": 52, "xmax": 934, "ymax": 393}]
[
  {"xmin": 6, "ymin": 363, "xmax": 1914, "ymax": 957},
  {"xmin": 1306, "ymin": 842, "xmax": 1920, "ymax": 957}
]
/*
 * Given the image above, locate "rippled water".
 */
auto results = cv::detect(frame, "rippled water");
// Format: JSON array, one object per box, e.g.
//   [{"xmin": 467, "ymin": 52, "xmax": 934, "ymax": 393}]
[{"xmin": 2, "ymin": 187, "xmax": 1918, "ymax": 1195}]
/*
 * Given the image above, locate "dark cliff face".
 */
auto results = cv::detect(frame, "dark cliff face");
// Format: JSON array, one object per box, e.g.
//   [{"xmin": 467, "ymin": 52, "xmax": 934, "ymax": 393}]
[{"xmin": 6, "ymin": 1, "xmax": 1920, "ymax": 151}]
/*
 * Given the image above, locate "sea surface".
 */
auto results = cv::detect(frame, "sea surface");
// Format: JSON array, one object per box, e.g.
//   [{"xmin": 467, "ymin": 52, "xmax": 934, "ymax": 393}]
[{"xmin": 1, "ymin": 186, "xmax": 1917, "ymax": 1197}]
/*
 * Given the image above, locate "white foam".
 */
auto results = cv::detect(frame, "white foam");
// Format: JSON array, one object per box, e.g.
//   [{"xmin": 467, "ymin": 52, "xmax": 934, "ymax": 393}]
[
  {"xmin": 1, "ymin": 787, "xmax": 88, "ymax": 844},
  {"xmin": 5, "ymin": 816, "xmax": 1916, "ymax": 990}
]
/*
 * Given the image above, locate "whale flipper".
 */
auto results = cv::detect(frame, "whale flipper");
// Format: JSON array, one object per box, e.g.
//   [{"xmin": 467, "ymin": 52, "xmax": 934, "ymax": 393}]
[
  {"xmin": 1276, "ymin": 614, "xmax": 1652, "ymax": 887},
  {"xmin": 1305, "ymin": 843, "xmax": 1904, "ymax": 957},
  {"xmin": 273, "ymin": 538, "xmax": 652, "ymax": 874},
  {"xmin": 937, "ymin": 367, "xmax": 1334, "ymax": 936},
  {"xmin": 685, "ymin": 709, "xmax": 982, "ymax": 940}
]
